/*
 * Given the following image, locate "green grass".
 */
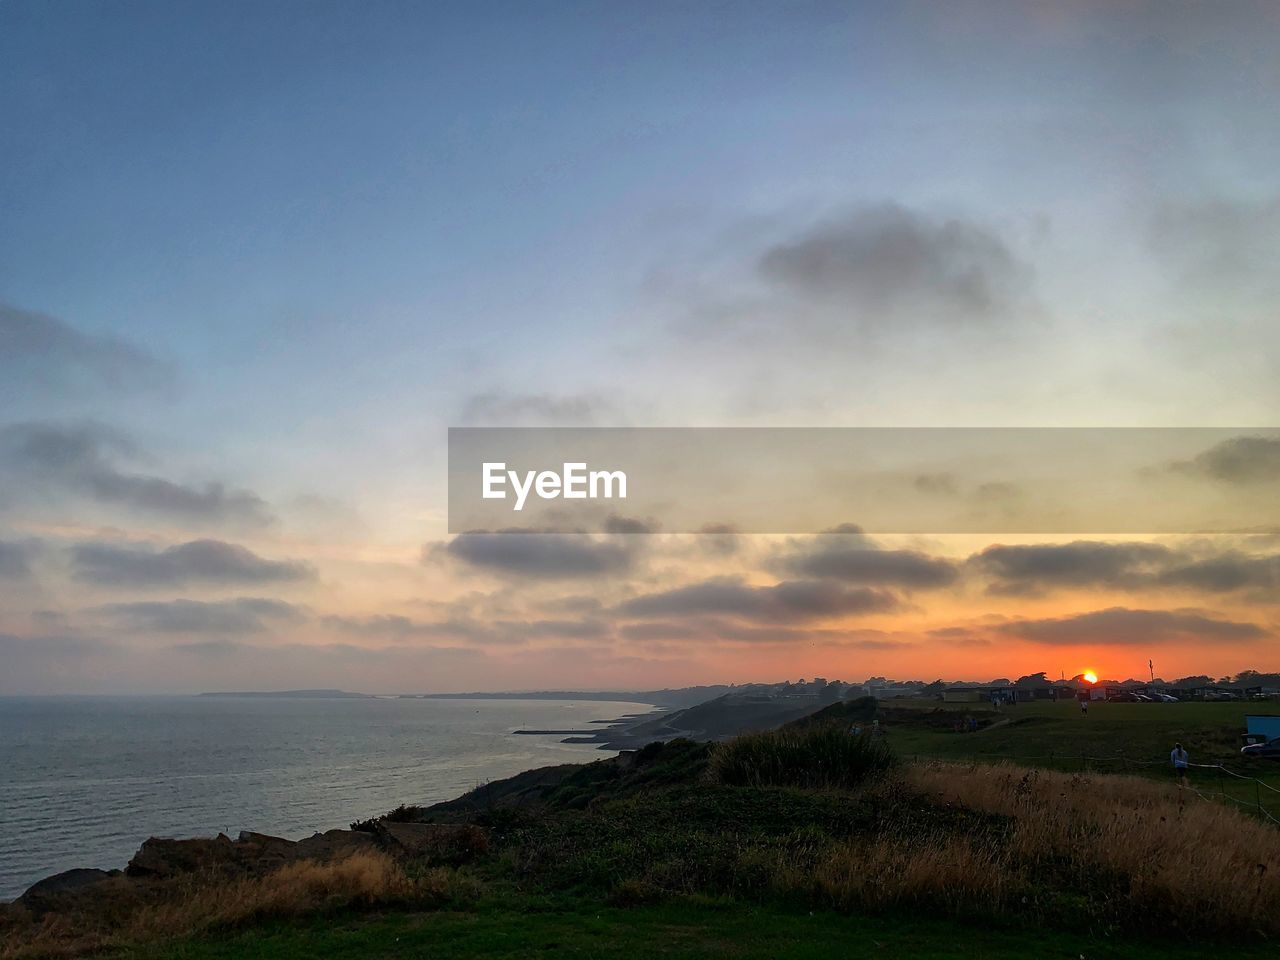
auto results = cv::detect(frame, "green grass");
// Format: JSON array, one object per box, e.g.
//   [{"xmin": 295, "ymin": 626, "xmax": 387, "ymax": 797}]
[
  {"xmin": 114, "ymin": 900, "xmax": 1280, "ymax": 960},
  {"xmin": 881, "ymin": 699, "xmax": 1280, "ymax": 818},
  {"xmin": 19, "ymin": 711, "xmax": 1280, "ymax": 960}
]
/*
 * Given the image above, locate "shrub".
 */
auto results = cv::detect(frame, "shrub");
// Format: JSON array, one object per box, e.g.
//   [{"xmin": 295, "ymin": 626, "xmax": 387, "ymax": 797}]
[{"xmin": 708, "ymin": 725, "xmax": 897, "ymax": 790}]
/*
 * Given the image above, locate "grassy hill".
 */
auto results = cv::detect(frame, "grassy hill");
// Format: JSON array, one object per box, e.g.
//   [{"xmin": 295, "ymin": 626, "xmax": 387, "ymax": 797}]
[{"xmin": 6, "ymin": 702, "xmax": 1280, "ymax": 959}]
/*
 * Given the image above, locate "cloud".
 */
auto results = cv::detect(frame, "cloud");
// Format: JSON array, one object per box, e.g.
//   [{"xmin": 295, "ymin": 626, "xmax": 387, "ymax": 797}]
[
  {"xmin": 969, "ymin": 538, "xmax": 1280, "ymax": 597},
  {"xmin": 0, "ymin": 421, "xmax": 273, "ymax": 524},
  {"xmin": 96, "ymin": 598, "xmax": 307, "ymax": 634},
  {"xmin": 0, "ymin": 302, "xmax": 172, "ymax": 397},
  {"xmin": 442, "ymin": 530, "xmax": 637, "ymax": 578},
  {"xmin": 1147, "ymin": 196, "xmax": 1280, "ymax": 297},
  {"xmin": 619, "ymin": 621, "xmax": 708, "ymax": 642},
  {"xmin": 620, "ymin": 616, "xmax": 903, "ymax": 647},
  {"xmin": 970, "ymin": 541, "xmax": 1174, "ymax": 596},
  {"xmin": 753, "ymin": 204, "xmax": 1036, "ymax": 334},
  {"xmin": 913, "ymin": 473, "xmax": 959, "ymax": 496},
  {"xmin": 323, "ymin": 614, "xmax": 490, "ymax": 642},
  {"xmin": 997, "ymin": 607, "xmax": 1267, "ymax": 646},
  {"xmin": 0, "ymin": 632, "xmax": 115, "ymax": 657},
  {"xmin": 773, "ymin": 542, "xmax": 958, "ymax": 588},
  {"xmin": 690, "ymin": 523, "xmax": 741, "ymax": 556},
  {"xmin": 603, "ymin": 514, "xmax": 660, "ymax": 534},
  {"xmin": 0, "ymin": 539, "xmax": 37, "ymax": 579},
  {"xmin": 459, "ymin": 391, "xmax": 619, "ymax": 426},
  {"xmin": 322, "ymin": 613, "xmax": 606, "ymax": 645},
  {"xmin": 72, "ymin": 539, "xmax": 315, "ymax": 587},
  {"xmin": 617, "ymin": 576, "xmax": 898, "ymax": 624},
  {"xmin": 1170, "ymin": 436, "xmax": 1280, "ymax": 485},
  {"xmin": 1156, "ymin": 552, "xmax": 1280, "ymax": 593}
]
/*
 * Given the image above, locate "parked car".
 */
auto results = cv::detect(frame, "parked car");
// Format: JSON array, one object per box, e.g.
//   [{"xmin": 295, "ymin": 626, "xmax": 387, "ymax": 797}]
[
  {"xmin": 1152, "ymin": 693, "xmax": 1179, "ymax": 703},
  {"xmin": 1241, "ymin": 738, "xmax": 1280, "ymax": 761},
  {"xmin": 1108, "ymin": 693, "xmax": 1141, "ymax": 702}
]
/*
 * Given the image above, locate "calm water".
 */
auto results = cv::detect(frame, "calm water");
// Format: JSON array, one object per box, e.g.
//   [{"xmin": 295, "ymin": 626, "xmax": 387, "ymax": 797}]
[{"xmin": 0, "ymin": 695, "xmax": 650, "ymax": 901}]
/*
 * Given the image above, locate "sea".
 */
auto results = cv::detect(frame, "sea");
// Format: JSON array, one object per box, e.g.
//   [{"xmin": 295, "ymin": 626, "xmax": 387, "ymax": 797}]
[{"xmin": 0, "ymin": 695, "xmax": 652, "ymax": 901}]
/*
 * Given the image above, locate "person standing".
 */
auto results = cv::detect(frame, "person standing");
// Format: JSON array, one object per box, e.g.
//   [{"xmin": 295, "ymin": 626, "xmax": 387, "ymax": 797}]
[
  {"xmin": 1080, "ymin": 696, "xmax": 1089, "ymax": 716},
  {"xmin": 1170, "ymin": 742, "xmax": 1190, "ymax": 787}
]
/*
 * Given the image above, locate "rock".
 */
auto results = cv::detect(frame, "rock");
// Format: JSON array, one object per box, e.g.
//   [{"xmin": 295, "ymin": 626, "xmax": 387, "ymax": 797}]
[
  {"xmin": 235, "ymin": 831, "xmax": 302, "ymax": 868},
  {"xmin": 293, "ymin": 828, "xmax": 378, "ymax": 862},
  {"xmin": 125, "ymin": 834, "xmax": 238, "ymax": 879},
  {"xmin": 16, "ymin": 868, "xmax": 125, "ymax": 917},
  {"xmin": 125, "ymin": 828, "xmax": 379, "ymax": 881},
  {"xmin": 377, "ymin": 821, "xmax": 488, "ymax": 863},
  {"xmin": 18, "ymin": 869, "xmax": 114, "ymax": 905}
]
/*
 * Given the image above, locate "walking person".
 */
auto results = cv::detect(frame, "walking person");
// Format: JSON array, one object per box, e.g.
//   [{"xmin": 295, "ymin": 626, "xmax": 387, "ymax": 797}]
[
  {"xmin": 1080, "ymin": 696, "xmax": 1089, "ymax": 716},
  {"xmin": 1170, "ymin": 742, "xmax": 1190, "ymax": 787}
]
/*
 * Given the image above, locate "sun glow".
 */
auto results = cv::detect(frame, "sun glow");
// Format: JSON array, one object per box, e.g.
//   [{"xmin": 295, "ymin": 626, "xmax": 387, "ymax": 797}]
[{"xmin": 1083, "ymin": 671, "xmax": 1098, "ymax": 684}]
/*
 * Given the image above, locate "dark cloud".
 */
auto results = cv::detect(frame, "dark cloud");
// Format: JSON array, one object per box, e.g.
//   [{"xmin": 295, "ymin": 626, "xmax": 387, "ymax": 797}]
[
  {"xmin": 442, "ymin": 530, "xmax": 636, "ymax": 578},
  {"xmin": 459, "ymin": 391, "xmax": 618, "ymax": 426},
  {"xmin": 72, "ymin": 539, "xmax": 315, "ymax": 587},
  {"xmin": 773, "ymin": 543, "xmax": 958, "ymax": 588},
  {"xmin": 1171, "ymin": 436, "xmax": 1280, "ymax": 485},
  {"xmin": 0, "ymin": 303, "xmax": 172, "ymax": 397},
  {"xmin": 0, "ymin": 421, "xmax": 273, "ymax": 525},
  {"xmin": 754, "ymin": 204, "xmax": 1036, "ymax": 333},
  {"xmin": 617, "ymin": 576, "xmax": 898, "ymax": 624},
  {"xmin": 0, "ymin": 539, "xmax": 37, "ymax": 578},
  {"xmin": 818, "ymin": 523, "xmax": 880, "ymax": 542},
  {"xmin": 603, "ymin": 514, "xmax": 660, "ymax": 534},
  {"xmin": 997, "ymin": 607, "xmax": 1267, "ymax": 646},
  {"xmin": 97, "ymin": 598, "xmax": 305, "ymax": 634},
  {"xmin": 970, "ymin": 541, "xmax": 1174, "ymax": 596},
  {"xmin": 969, "ymin": 538, "xmax": 1280, "ymax": 598},
  {"xmin": 695, "ymin": 523, "xmax": 741, "ymax": 556},
  {"xmin": 1156, "ymin": 552, "xmax": 1280, "ymax": 593}
]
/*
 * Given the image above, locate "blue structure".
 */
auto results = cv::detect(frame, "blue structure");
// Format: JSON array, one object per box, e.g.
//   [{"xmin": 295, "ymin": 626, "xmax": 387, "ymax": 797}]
[{"xmin": 1245, "ymin": 716, "xmax": 1280, "ymax": 743}]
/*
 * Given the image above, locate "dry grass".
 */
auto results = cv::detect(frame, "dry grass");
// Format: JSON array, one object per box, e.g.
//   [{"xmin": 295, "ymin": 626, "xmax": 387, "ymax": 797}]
[
  {"xmin": 0, "ymin": 850, "xmax": 470, "ymax": 959},
  {"xmin": 777, "ymin": 762, "xmax": 1280, "ymax": 935}
]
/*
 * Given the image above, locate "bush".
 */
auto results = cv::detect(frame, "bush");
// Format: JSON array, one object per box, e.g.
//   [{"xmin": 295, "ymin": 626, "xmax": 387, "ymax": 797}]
[{"xmin": 708, "ymin": 726, "xmax": 896, "ymax": 790}]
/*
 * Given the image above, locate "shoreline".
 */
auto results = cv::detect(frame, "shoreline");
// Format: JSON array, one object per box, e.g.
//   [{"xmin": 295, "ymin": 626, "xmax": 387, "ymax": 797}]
[{"xmin": 1, "ymin": 697, "xmax": 657, "ymax": 904}]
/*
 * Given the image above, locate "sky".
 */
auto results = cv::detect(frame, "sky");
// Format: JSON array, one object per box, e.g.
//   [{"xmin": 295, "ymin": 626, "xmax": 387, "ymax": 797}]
[{"xmin": 2, "ymin": 0, "xmax": 1279, "ymax": 694}]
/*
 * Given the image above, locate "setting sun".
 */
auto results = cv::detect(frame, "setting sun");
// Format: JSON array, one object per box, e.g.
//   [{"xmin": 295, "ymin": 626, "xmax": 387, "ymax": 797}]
[{"xmin": 1083, "ymin": 671, "xmax": 1098, "ymax": 684}]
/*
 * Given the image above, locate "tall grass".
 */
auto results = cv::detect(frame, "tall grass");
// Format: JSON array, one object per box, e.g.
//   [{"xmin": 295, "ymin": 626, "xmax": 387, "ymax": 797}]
[
  {"xmin": 0, "ymin": 850, "xmax": 470, "ymax": 959},
  {"xmin": 776, "ymin": 762, "xmax": 1280, "ymax": 935},
  {"xmin": 905, "ymin": 762, "xmax": 1280, "ymax": 933},
  {"xmin": 709, "ymin": 725, "xmax": 896, "ymax": 790}
]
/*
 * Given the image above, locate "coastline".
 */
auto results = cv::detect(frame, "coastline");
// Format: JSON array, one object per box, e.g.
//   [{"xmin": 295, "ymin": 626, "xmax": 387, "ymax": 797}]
[{"xmin": 0, "ymin": 696, "xmax": 653, "ymax": 904}]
